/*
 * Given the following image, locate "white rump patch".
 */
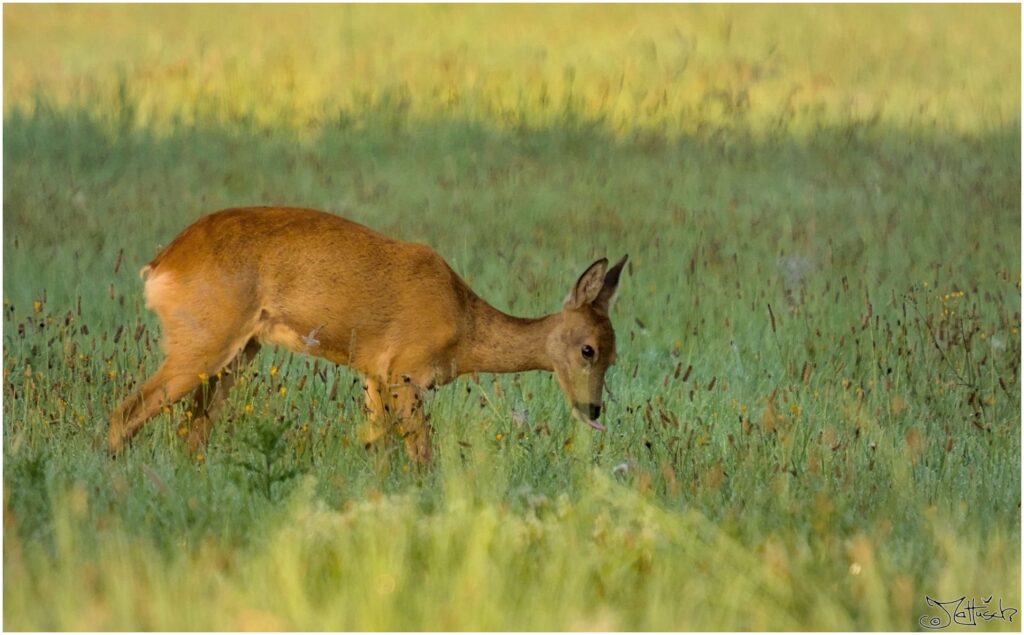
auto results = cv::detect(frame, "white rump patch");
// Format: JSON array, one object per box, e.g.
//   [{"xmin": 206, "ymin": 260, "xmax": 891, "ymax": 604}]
[{"xmin": 143, "ymin": 270, "xmax": 175, "ymax": 310}]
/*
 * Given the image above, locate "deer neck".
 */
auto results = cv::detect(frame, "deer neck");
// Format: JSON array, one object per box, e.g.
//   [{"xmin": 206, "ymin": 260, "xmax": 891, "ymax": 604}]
[{"xmin": 455, "ymin": 298, "xmax": 559, "ymax": 375}]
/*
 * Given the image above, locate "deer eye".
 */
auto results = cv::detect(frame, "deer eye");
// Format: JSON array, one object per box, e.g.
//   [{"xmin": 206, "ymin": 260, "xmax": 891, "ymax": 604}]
[{"xmin": 581, "ymin": 345, "xmax": 595, "ymax": 360}]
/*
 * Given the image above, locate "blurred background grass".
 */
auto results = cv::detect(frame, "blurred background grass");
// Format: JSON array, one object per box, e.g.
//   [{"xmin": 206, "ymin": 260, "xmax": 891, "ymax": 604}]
[
  {"xmin": 3, "ymin": 4, "xmax": 1021, "ymax": 630},
  {"xmin": 5, "ymin": 4, "xmax": 1020, "ymax": 134}
]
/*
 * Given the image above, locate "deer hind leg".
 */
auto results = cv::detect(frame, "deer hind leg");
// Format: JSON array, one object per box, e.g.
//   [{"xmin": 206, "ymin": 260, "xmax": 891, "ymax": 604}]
[
  {"xmin": 185, "ymin": 339, "xmax": 261, "ymax": 453},
  {"xmin": 109, "ymin": 267, "xmax": 263, "ymax": 455},
  {"xmin": 109, "ymin": 356, "xmax": 207, "ymax": 454},
  {"xmin": 109, "ymin": 335, "xmax": 254, "ymax": 455}
]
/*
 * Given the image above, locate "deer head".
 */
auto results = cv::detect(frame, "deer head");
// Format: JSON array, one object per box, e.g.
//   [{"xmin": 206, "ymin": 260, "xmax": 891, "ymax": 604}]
[{"xmin": 547, "ymin": 255, "xmax": 628, "ymax": 431}]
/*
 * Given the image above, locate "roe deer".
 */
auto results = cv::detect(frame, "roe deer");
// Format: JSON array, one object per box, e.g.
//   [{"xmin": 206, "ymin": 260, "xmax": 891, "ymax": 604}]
[{"xmin": 108, "ymin": 207, "xmax": 628, "ymax": 462}]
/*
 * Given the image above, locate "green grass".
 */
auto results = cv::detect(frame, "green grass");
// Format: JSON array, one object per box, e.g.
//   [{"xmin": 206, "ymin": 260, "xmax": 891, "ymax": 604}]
[{"xmin": 3, "ymin": 5, "xmax": 1021, "ymax": 631}]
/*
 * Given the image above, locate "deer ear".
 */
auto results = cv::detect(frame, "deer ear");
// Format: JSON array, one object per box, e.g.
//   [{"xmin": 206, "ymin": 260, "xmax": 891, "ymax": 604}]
[
  {"xmin": 564, "ymin": 258, "xmax": 608, "ymax": 310},
  {"xmin": 593, "ymin": 255, "xmax": 628, "ymax": 314}
]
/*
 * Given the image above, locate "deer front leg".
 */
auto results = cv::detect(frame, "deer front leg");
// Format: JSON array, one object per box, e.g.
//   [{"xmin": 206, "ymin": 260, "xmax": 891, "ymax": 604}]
[
  {"xmin": 391, "ymin": 379, "xmax": 432, "ymax": 464},
  {"xmin": 358, "ymin": 376, "xmax": 391, "ymax": 448}
]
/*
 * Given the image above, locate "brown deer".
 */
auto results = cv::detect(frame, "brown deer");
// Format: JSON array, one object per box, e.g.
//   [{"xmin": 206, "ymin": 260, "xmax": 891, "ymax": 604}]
[{"xmin": 108, "ymin": 207, "xmax": 627, "ymax": 462}]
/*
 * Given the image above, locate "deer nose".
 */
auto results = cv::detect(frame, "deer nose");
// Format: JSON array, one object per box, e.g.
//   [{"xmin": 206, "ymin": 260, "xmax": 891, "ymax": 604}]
[{"xmin": 573, "ymin": 402, "xmax": 602, "ymax": 420}]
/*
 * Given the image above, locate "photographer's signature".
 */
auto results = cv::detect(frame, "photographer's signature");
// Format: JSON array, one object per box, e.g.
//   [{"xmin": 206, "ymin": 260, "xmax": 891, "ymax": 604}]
[{"xmin": 919, "ymin": 595, "xmax": 1017, "ymax": 629}]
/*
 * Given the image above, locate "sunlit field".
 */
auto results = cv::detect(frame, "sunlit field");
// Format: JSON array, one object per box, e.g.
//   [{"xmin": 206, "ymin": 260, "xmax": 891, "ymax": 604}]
[{"xmin": 3, "ymin": 5, "xmax": 1020, "ymax": 630}]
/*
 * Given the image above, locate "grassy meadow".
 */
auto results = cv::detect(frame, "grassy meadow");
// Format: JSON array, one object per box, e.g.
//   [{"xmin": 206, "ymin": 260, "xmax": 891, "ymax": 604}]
[{"xmin": 3, "ymin": 5, "xmax": 1021, "ymax": 630}]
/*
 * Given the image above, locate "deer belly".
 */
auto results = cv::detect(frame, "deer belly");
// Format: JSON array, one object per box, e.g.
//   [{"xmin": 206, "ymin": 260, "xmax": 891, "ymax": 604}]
[{"xmin": 255, "ymin": 312, "xmax": 388, "ymax": 374}]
